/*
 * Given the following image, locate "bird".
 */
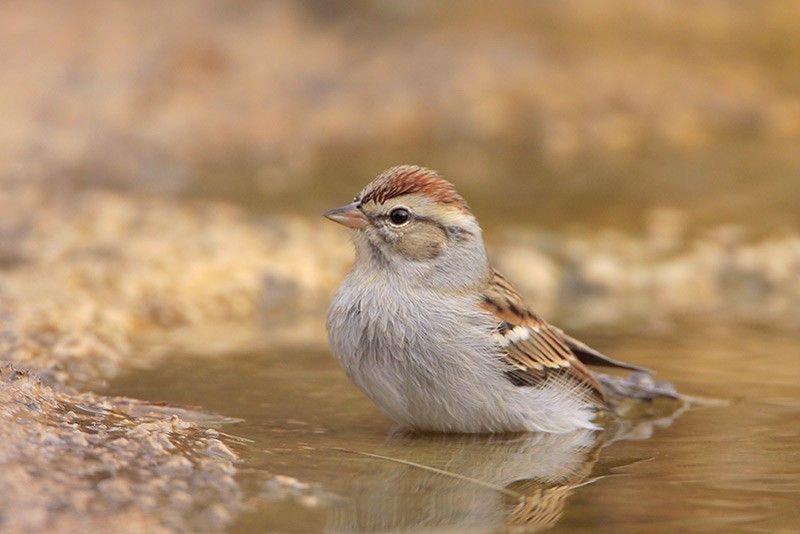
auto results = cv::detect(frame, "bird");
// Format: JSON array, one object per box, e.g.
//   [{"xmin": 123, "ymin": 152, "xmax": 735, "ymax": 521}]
[{"xmin": 324, "ymin": 165, "xmax": 646, "ymax": 434}]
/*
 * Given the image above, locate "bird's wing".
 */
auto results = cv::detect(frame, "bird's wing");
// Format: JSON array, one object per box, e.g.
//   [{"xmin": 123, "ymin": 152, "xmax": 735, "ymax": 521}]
[
  {"xmin": 480, "ymin": 271, "xmax": 606, "ymax": 407},
  {"xmin": 555, "ymin": 329, "xmax": 650, "ymax": 373}
]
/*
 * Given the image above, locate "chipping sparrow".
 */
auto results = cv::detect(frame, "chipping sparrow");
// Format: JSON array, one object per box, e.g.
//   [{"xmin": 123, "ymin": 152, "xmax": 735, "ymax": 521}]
[{"xmin": 325, "ymin": 165, "xmax": 645, "ymax": 433}]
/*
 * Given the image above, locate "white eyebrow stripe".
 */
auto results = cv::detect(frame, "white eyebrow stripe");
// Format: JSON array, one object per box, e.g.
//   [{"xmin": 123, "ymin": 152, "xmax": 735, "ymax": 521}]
[{"xmin": 439, "ymin": 210, "xmax": 475, "ymax": 226}]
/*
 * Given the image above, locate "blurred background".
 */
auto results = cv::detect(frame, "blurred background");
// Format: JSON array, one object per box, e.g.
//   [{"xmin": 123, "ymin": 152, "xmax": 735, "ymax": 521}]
[
  {"xmin": 4, "ymin": 0, "xmax": 800, "ymax": 226},
  {"xmin": 2, "ymin": 1, "xmax": 800, "ymax": 532},
  {"xmin": 4, "ymin": 0, "xmax": 800, "ymax": 331}
]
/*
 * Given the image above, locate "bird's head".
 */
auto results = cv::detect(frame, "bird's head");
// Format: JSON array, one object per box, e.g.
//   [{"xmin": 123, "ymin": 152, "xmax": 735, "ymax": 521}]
[{"xmin": 324, "ymin": 165, "xmax": 489, "ymax": 289}]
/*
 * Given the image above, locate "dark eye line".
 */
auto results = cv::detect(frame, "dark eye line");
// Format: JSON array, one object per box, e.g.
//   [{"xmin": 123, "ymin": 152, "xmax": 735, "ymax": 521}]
[
  {"xmin": 410, "ymin": 215, "xmax": 444, "ymax": 227},
  {"xmin": 415, "ymin": 217, "xmax": 474, "ymax": 240},
  {"xmin": 365, "ymin": 212, "xmax": 406, "ymax": 225},
  {"xmin": 375, "ymin": 212, "xmax": 445, "ymax": 225},
  {"xmin": 369, "ymin": 211, "xmax": 472, "ymax": 241}
]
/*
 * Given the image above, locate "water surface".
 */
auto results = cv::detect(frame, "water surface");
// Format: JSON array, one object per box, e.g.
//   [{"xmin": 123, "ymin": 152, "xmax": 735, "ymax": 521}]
[{"xmin": 107, "ymin": 327, "xmax": 800, "ymax": 532}]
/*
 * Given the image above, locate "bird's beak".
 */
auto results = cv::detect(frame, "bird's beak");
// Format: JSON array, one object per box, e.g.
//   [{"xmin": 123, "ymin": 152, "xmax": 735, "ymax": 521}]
[{"xmin": 323, "ymin": 201, "xmax": 368, "ymax": 229}]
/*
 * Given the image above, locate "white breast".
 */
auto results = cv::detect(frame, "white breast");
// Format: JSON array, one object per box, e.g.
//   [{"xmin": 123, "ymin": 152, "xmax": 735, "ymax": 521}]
[{"xmin": 326, "ymin": 273, "xmax": 598, "ymax": 433}]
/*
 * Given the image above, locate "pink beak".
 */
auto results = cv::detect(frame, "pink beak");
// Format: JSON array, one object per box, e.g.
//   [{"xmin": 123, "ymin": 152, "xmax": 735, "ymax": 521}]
[{"xmin": 323, "ymin": 201, "xmax": 369, "ymax": 229}]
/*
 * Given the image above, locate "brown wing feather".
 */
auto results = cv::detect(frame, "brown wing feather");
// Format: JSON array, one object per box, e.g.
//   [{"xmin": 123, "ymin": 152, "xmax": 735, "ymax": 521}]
[
  {"xmin": 556, "ymin": 329, "xmax": 650, "ymax": 373},
  {"xmin": 480, "ymin": 271, "xmax": 607, "ymax": 407}
]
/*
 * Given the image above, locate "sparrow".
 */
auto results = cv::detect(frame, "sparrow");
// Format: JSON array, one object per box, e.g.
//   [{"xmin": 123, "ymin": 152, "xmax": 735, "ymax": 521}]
[{"xmin": 324, "ymin": 165, "xmax": 645, "ymax": 433}]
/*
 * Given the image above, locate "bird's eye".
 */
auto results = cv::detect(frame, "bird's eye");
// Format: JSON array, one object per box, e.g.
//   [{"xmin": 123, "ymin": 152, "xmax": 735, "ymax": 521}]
[{"xmin": 388, "ymin": 207, "xmax": 411, "ymax": 225}]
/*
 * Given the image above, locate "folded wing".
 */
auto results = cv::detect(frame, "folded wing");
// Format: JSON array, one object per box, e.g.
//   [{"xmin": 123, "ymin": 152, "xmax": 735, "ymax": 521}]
[{"xmin": 481, "ymin": 271, "xmax": 618, "ymax": 408}]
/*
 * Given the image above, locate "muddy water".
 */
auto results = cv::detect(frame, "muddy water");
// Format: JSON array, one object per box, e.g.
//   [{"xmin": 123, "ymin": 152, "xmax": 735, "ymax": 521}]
[{"xmin": 107, "ymin": 327, "xmax": 800, "ymax": 532}]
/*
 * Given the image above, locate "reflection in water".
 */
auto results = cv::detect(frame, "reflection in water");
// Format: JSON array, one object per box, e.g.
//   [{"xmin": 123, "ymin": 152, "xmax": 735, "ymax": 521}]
[
  {"xmin": 106, "ymin": 335, "xmax": 800, "ymax": 532},
  {"xmin": 328, "ymin": 414, "xmax": 681, "ymax": 533}
]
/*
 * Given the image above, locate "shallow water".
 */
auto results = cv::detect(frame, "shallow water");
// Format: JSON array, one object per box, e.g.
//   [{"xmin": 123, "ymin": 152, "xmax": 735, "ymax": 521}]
[{"xmin": 107, "ymin": 327, "xmax": 800, "ymax": 532}]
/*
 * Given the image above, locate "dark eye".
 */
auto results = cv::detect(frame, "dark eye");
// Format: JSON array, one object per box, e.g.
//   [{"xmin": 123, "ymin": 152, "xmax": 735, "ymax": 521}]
[{"xmin": 388, "ymin": 207, "xmax": 411, "ymax": 225}]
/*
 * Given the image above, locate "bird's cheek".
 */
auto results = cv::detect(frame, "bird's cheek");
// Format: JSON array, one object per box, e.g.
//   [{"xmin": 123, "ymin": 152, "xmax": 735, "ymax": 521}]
[{"xmin": 395, "ymin": 229, "xmax": 446, "ymax": 261}]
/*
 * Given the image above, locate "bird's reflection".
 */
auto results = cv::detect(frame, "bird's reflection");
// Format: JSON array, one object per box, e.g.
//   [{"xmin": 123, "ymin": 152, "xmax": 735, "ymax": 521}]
[{"xmin": 328, "ymin": 409, "xmax": 685, "ymax": 533}]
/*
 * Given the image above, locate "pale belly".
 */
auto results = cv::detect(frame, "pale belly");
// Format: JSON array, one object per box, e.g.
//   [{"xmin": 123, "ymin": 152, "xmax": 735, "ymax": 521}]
[{"xmin": 326, "ymin": 278, "xmax": 598, "ymax": 433}]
